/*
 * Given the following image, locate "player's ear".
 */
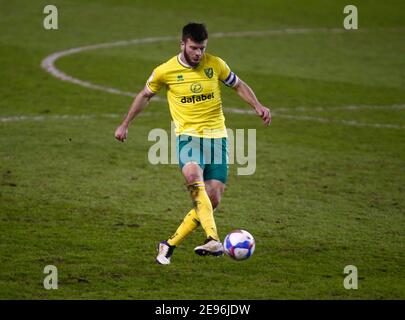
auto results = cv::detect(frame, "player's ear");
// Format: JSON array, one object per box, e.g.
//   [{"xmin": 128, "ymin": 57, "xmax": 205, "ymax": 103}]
[{"xmin": 180, "ymin": 40, "xmax": 185, "ymax": 50}]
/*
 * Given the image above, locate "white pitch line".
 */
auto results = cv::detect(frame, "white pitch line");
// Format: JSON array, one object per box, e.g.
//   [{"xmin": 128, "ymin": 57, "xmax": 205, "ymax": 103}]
[
  {"xmin": 274, "ymin": 114, "xmax": 405, "ymax": 130},
  {"xmin": 0, "ymin": 114, "xmax": 116, "ymax": 122},
  {"xmin": 38, "ymin": 28, "xmax": 405, "ymax": 130},
  {"xmin": 223, "ymin": 108, "xmax": 405, "ymax": 130},
  {"xmin": 274, "ymin": 104, "xmax": 405, "ymax": 113},
  {"xmin": 2, "ymin": 110, "xmax": 404, "ymax": 130},
  {"xmin": 0, "ymin": 113, "xmax": 151, "ymax": 123},
  {"xmin": 0, "ymin": 114, "xmax": 95, "ymax": 122}
]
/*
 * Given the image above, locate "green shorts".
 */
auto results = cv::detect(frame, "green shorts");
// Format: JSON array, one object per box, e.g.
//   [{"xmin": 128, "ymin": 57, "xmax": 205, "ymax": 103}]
[{"xmin": 176, "ymin": 135, "xmax": 229, "ymax": 184}]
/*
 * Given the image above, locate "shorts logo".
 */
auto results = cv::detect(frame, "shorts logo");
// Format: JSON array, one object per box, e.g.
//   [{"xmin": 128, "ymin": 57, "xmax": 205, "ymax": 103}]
[
  {"xmin": 204, "ymin": 67, "xmax": 213, "ymax": 78},
  {"xmin": 190, "ymin": 82, "xmax": 203, "ymax": 93}
]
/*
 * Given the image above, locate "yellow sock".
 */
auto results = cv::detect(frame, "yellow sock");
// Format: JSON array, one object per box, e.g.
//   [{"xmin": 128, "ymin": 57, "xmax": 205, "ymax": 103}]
[
  {"xmin": 188, "ymin": 181, "xmax": 219, "ymax": 241},
  {"xmin": 167, "ymin": 209, "xmax": 200, "ymax": 247}
]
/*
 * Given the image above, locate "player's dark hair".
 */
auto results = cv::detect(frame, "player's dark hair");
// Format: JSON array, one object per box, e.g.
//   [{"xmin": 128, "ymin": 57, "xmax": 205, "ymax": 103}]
[{"xmin": 182, "ymin": 22, "xmax": 208, "ymax": 42}]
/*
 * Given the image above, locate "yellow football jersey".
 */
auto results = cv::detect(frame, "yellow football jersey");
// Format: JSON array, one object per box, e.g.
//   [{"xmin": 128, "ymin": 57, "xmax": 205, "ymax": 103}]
[{"xmin": 146, "ymin": 53, "xmax": 238, "ymax": 138}]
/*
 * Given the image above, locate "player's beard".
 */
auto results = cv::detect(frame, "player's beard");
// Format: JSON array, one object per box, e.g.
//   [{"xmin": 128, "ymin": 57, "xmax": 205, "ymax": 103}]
[{"xmin": 183, "ymin": 48, "xmax": 200, "ymax": 67}]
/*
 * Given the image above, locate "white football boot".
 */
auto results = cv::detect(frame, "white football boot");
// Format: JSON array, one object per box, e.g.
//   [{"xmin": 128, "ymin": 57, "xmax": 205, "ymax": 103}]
[
  {"xmin": 194, "ymin": 237, "xmax": 224, "ymax": 256},
  {"xmin": 156, "ymin": 241, "xmax": 175, "ymax": 265}
]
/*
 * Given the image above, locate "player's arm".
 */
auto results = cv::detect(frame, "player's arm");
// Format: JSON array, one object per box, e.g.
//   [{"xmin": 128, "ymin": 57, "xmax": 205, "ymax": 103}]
[
  {"xmin": 233, "ymin": 79, "xmax": 271, "ymax": 126},
  {"xmin": 114, "ymin": 86, "xmax": 155, "ymax": 142}
]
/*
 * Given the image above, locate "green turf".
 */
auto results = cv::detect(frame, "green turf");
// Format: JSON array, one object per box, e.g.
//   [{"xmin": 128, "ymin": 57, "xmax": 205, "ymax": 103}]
[{"xmin": 0, "ymin": 0, "xmax": 404, "ymax": 299}]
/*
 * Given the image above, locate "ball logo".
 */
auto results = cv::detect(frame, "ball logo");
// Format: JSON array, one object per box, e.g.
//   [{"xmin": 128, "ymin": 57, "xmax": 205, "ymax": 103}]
[{"xmin": 190, "ymin": 82, "xmax": 203, "ymax": 93}]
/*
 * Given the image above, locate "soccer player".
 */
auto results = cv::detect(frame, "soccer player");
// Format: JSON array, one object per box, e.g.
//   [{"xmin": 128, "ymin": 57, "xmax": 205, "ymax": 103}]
[{"xmin": 115, "ymin": 23, "xmax": 271, "ymax": 265}]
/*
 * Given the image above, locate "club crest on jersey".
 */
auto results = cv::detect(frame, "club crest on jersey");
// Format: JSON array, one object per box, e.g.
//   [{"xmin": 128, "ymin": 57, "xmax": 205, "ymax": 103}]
[
  {"xmin": 204, "ymin": 67, "xmax": 213, "ymax": 78},
  {"xmin": 190, "ymin": 82, "xmax": 203, "ymax": 93}
]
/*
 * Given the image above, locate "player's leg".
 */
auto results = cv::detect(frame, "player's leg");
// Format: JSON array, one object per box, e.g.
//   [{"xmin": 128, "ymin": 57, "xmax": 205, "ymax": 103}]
[
  {"xmin": 182, "ymin": 162, "xmax": 220, "ymax": 242},
  {"xmin": 161, "ymin": 161, "xmax": 223, "ymax": 258},
  {"xmin": 156, "ymin": 135, "xmax": 203, "ymax": 264},
  {"xmin": 189, "ymin": 171, "xmax": 225, "ymax": 256},
  {"xmin": 156, "ymin": 206, "xmax": 200, "ymax": 264},
  {"xmin": 164, "ymin": 136, "xmax": 207, "ymax": 247},
  {"xmin": 165, "ymin": 163, "xmax": 203, "ymax": 248},
  {"xmin": 192, "ymin": 136, "xmax": 229, "ymax": 256},
  {"xmin": 156, "ymin": 135, "xmax": 222, "ymax": 263},
  {"xmin": 161, "ymin": 168, "xmax": 226, "ymax": 260}
]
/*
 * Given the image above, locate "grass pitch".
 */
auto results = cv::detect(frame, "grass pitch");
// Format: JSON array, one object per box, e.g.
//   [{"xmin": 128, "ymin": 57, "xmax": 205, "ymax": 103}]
[{"xmin": 0, "ymin": 0, "xmax": 404, "ymax": 299}]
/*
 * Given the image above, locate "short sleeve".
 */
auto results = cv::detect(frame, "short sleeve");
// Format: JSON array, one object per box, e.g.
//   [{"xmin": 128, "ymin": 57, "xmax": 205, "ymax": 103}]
[
  {"xmin": 146, "ymin": 66, "xmax": 165, "ymax": 93},
  {"xmin": 218, "ymin": 58, "xmax": 238, "ymax": 87}
]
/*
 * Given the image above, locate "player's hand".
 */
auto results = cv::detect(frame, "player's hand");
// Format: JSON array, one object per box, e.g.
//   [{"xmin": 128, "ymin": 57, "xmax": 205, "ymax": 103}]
[
  {"xmin": 255, "ymin": 105, "xmax": 271, "ymax": 126},
  {"xmin": 115, "ymin": 124, "xmax": 128, "ymax": 142}
]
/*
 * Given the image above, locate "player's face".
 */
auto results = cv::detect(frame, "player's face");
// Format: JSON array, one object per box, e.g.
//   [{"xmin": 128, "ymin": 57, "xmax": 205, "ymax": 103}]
[{"xmin": 181, "ymin": 38, "xmax": 207, "ymax": 67}]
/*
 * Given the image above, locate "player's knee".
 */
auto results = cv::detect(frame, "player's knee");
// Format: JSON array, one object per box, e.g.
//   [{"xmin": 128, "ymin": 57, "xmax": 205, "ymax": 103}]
[
  {"xmin": 185, "ymin": 173, "xmax": 201, "ymax": 184},
  {"xmin": 182, "ymin": 163, "xmax": 203, "ymax": 184}
]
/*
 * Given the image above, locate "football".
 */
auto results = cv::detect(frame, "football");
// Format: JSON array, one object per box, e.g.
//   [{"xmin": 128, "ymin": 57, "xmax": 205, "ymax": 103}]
[{"xmin": 223, "ymin": 229, "xmax": 255, "ymax": 261}]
